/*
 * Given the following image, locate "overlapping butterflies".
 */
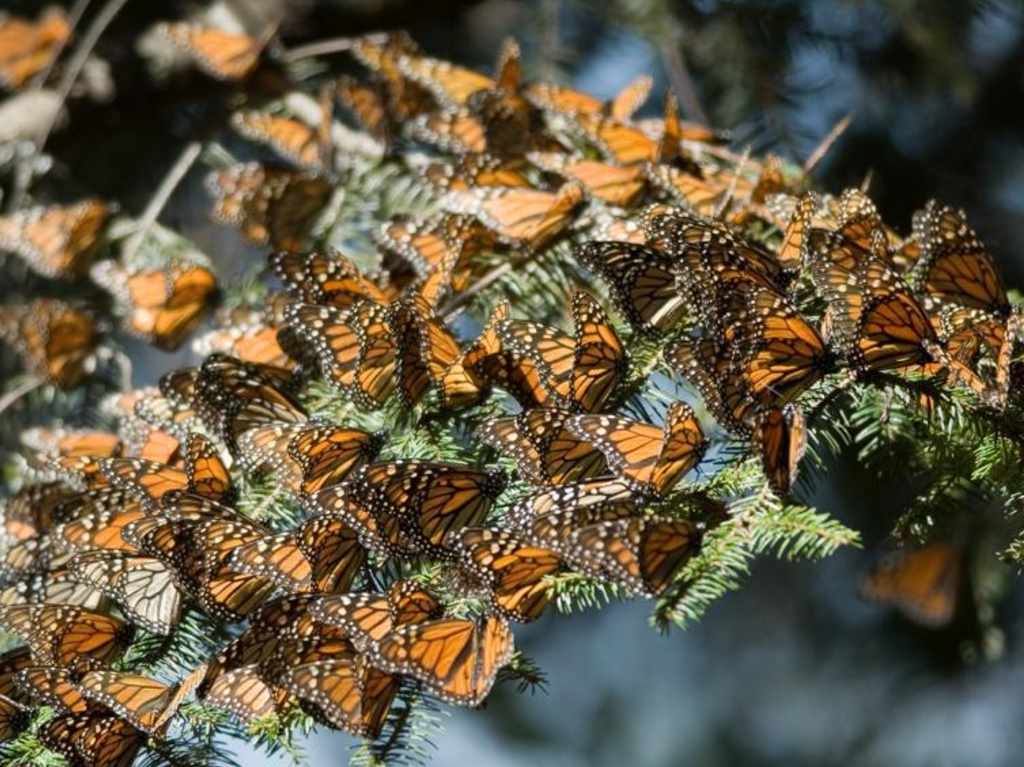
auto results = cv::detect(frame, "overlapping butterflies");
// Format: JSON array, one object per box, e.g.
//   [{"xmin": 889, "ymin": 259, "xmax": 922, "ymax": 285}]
[{"xmin": 1, "ymin": 10, "xmax": 1021, "ymax": 764}]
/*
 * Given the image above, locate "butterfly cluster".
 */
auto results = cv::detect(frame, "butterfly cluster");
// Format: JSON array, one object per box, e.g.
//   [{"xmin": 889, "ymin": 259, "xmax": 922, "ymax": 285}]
[{"xmin": 1, "ymin": 8, "xmax": 1022, "ymax": 764}]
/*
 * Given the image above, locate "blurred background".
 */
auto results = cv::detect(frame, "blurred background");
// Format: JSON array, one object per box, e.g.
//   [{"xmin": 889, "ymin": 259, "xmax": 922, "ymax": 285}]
[{"xmin": 5, "ymin": 0, "xmax": 1024, "ymax": 764}]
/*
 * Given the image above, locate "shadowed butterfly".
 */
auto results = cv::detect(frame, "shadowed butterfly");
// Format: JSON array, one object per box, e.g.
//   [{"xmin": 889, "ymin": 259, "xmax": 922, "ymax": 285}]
[
  {"xmin": 861, "ymin": 542, "xmax": 962, "ymax": 628},
  {"xmin": 39, "ymin": 709, "xmax": 143, "ymax": 767},
  {"xmin": 2, "ymin": 482, "xmax": 73, "ymax": 542},
  {"xmin": 753, "ymin": 405, "xmax": 807, "ymax": 497},
  {"xmin": 524, "ymin": 74, "xmax": 652, "ymax": 122}
]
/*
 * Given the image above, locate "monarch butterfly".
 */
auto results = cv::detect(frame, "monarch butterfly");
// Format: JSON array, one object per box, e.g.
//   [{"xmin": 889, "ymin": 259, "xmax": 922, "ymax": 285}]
[
  {"xmin": 0, "ymin": 568, "xmax": 108, "ymax": 612},
  {"xmin": 97, "ymin": 457, "xmax": 188, "ymax": 502},
  {"xmin": 232, "ymin": 111, "xmax": 326, "ymax": 170},
  {"xmin": 0, "ymin": 199, "xmax": 108, "ymax": 279},
  {"xmin": 0, "ymin": 298, "xmax": 97, "ymax": 388},
  {"xmin": 90, "ymin": 259, "xmax": 217, "ymax": 351},
  {"xmin": 207, "ymin": 163, "xmax": 332, "ymax": 253},
  {"xmin": 444, "ymin": 180, "xmax": 584, "ymax": 250},
  {"xmin": 350, "ymin": 461, "xmax": 507, "ymax": 558},
  {"xmin": 506, "ymin": 478, "xmax": 637, "ymax": 534},
  {"xmin": 465, "ymin": 42, "xmax": 545, "ymax": 158},
  {"xmin": 78, "ymin": 666, "xmax": 205, "ymax": 735},
  {"xmin": 668, "ymin": 337, "xmax": 761, "ymax": 436},
  {"xmin": 158, "ymin": 22, "xmax": 264, "ymax": 81},
  {"xmin": 69, "ymin": 551, "xmax": 183, "ymax": 635},
  {"xmin": 39, "ymin": 710, "xmax": 143, "ymax": 767},
  {"xmin": 228, "ymin": 514, "xmax": 366, "ymax": 593},
  {"xmin": 563, "ymin": 516, "xmax": 701, "ymax": 597},
  {"xmin": 266, "ymin": 639, "xmax": 398, "ymax": 737},
  {"xmin": 524, "ymin": 74, "xmax": 652, "ymax": 122},
  {"xmin": 21, "ymin": 428, "xmax": 122, "ymax": 465},
  {"xmin": 424, "ymin": 153, "xmax": 531, "ymax": 193},
  {"xmin": 271, "ymin": 250, "xmax": 395, "ymax": 308},
  {"xmin": 861, "ymin": 542, "xmax": 961, "ymax": 627},
  {"xmin": 0, "ymin": 8, "xmax": 71, "ymax": 90},
  {"xmin": 201, "ymin": 666, "xmax": 293, "ymax": 724},
  {"xmin": 184, "ymin": 433, "xmax": 234, "ymax": 502},
  {"xmin": 2, "ymin": 482, "xmax": 73, "ymax": 542},
  {"xmin": 309, "ymin": 582, "xmax": 443, "ymax": 648},
  {"xmin": 571, "ymin": 111, "xmax": 659, "ymax": 165},
  {"xmin": 389, "ymin": 295, "xmax": 483, "ymax": 409},
  {"xmin": 281, "ymin": 300, "xmax": 397, "ymax": 409},
  {"xmin": 566, "ymin": 291, "xmax": 627, "ymax": 412},
  {"xmin": 776, "ymin": 192, "xmax": 816, "ymax": 271},
  {"xmin": 192, "ymin": 317, "xmax": 295, "ymax": 371},
  {"xmin": 528, "ymin": 151, "xmax": 647, "ymax": 207},
  {"xmin": 0, "ymin": 605, "xmax": 132, "ymax": 673},
  {"xmin": 14, "ymin": 666, "xmax": 90, "ymax": 714},
  {"xmin": 479, "ymin": 408, "xmax": 608, "ymax": 486},
  {"xmin": 54, "ymin": 489, "xmax": 145, "ymax": 554},
  {"xmin": 396, "ymin": 45, "xmax": 496, "ymax": 109},
  {"xmin": 567, "ymin": 402, "xmax": 706, "ymax": 497},
  {"xmin": 194, "ymin": 353, "xmax": 305, "ymax": 453},
  {"xmin": 369, "ymin": 615, "xmax": 513, "ymax": 706},
  {"xmin": 336, "ymin": 75, "xmax": 394, "ymax": 145},
  {"xmin": 753, "ymin": 405, "xmax": 807, "ymax": 496},
  {"xmin": 807, "ymin": 228, "xmax": 941, "ymax": 373},
  {"xmin": 451, "ymin": 527, "xmax": 561, "ymax": 622},
  {"xmin": 575, "ymin": 241, "xmax": 685, "ymax": 334}
]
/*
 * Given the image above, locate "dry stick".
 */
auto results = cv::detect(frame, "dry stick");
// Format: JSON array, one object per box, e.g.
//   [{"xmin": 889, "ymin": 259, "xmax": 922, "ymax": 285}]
[
  {"xmin": 34, "ymin": 0, "xmax": 131, "ymax": 153},
  {"xmin": 29, "ymin": 0, "xmax": 93, "ymax": 89},
  {"xmin": 440, "ymin": 261, "xmax": 514, "ymax": 319},
  {"xmin": 0, "ymin": 377, "xmax": 45, "ymax": 417},
  {"xmin": 802, "ymin": 113, "xmax": 852, "ymax": 175},
  {"xmin": 714, "ymin": 146, "xmax": 750, "ymax": 219},
  {"xmin": 281, "ymin": 37, "xmax": 358, "ymax": 63},
  {"xmin": 660, "ymin": 39, "xmax": 709, "ymax": 127},
  {"xmin": 121, "ymin": 140, "xmax": 203, "ymax": 263}
]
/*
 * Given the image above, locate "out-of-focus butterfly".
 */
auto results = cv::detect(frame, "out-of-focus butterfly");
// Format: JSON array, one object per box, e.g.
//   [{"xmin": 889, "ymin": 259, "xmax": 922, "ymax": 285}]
[
  {"xmin": 39, "ymin": 709, "xmax": 143, "ymax": 767},
  {"xmin": 479, "ymin": 408, "xmax": 607, "ymax": 486},
  {"xmin": 281, "ymin": 300, "xmax": 397, "ymax": 409},
  {"xmin": 0, "ymin": 298, "xmax": 97, "ymax": 388},
  {"xmin": 408, "ymin": 108, "xmax": 487, "ymax": 154},
  {"xmin": 861, "ymin": 542, "xmax": 962, "ymax": 627},
  {"xmin": 207, "ymin": 163, "xmax": 332, "ymax": 253},
  {"xmin": 571, "ymin": 93, "xmax": 685, "ymax": 166},
  {"xmin": 78, "ymin": 665, "xmax": 206, "ymax": 735},
  {"xmin": 375, "ymin": 213, "xmax": 495, "ymax": 292},
  {"xmin": 397, "ymin": 41, "xmax": 497, "ymax": 109},
  {"xmin": 194, "ymin": 353, "xmax": 304, "ymax": 453},
  {"xmin": 91, "ymin": 258, "xmax": 217, "ymax": 350},
  {"xmin": 53, "ymin": 489, "xmax": 145, "ymax": 555},
  {"xmin": 524, "ymin": 74, "xmax": 653, "ymax": 122},
  {"xmin": 424, "ymin": 154, "xmax": 531, "ymax": 193},
  {"xmin": 450, "ymin": 527, "xmax": 561, "ymax": 622},
  {"xmin": 232, "ymin": 111, "xmax": 328, "ymax": 171},
  {"xmin": 0, "ymin": 604, "xmax": 133, "ymax": 673},
  {"xmin": 369, "ymin": 614, "xmax": 514, "ymax": 706},
  {"xmin": 22, "ymin": 427, "xmax": 122, "ymax": 463},
  {"xmin": 443, "ymin": 180, "xmax": 584, "ymax": 250},
  {"xmin": 0, "ymin": 199, "xmax": 109, "ymax": 279},
  {"xmin": 192, "ymin": 312, "xmax": 294, "ymax": 370},
  {"xmin": 158, "ymin": 21, "xmax": 265, "ymax": 80},
  {"xmin": 228, "ymin": 514, "xmax": 366, "ymax": 593},
  {"xmin": 0, "ymin": 8, "xmax": 71, "ymax": 90},
  {"xmin": 753, "ymin": 405, "xmax": 807, "ymax": 497},
  {"xmin": 529, "ymin": 151, "xmax": 647, "ymax": 207},
  {"xmin": 0, "ymin": 693, "xmax": 29, "ymax": 742},
  {"xmin": 567, "ymin": 402, "xmax": 706, "ymax": 497}
]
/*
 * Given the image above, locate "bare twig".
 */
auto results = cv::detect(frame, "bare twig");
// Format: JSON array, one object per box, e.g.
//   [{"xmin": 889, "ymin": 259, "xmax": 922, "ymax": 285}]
[
  {"xmin": 29, "ymin": 0, "xmax": 93, "ymax": 89},
  {"xmin": 34, "ymin": 0, "xmax": 131, "ymax": 152},
  {"xmin": 714, "ymin": 146, "xmax": 750, "ymax": 219},
  {"xmin": 121, "ymin": 140, "xmax": 203, "ymax": 263},
  {"xmin": 803, "ymin": 113, "xmax": 852, "ymax": 175},
  {"xmin": 660, "ymin": 39, "xmax": 709, "ymax": 127},
  {"xmin": 282, "ymin": 37, "xmax": 357, "ymax": 63},
  {"xmin": 0, "ymin": 377, "xmax": 45, "ymax": 417}
]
